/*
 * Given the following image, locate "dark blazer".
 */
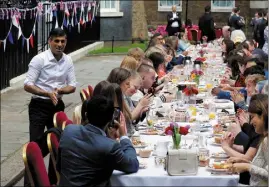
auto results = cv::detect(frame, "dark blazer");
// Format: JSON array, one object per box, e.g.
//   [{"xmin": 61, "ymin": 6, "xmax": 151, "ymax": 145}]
[
  {"xmin": 57, "ymin": 124, "xmax": 139, "ymax": 187},
  {"xmin": 166, "ymin": 12, "xmax": 182, "ymax": 33},
  {"xmin": 198, "ymin": 12, "xmax": 216, "ymax": 42},
  {"xmin": 229, "ymin": 14, "xmax": 244, "ymax": 30}
]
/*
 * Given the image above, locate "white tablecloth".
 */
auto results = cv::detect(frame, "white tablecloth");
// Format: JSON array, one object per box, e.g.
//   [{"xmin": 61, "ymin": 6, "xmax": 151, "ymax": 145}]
[{"xmin": 111, "ymin": 135, "xmax": 239, "ymax": 186}]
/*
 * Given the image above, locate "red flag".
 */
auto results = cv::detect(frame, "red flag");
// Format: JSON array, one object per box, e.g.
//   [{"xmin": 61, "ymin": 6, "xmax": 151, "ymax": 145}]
[
  {"xmin": 88, "ymin": 13, "xmax": 92, "ymax": 22},
  {"xmin": 30, "ymin": 35, "xmax": 34, "ymax": 48}
]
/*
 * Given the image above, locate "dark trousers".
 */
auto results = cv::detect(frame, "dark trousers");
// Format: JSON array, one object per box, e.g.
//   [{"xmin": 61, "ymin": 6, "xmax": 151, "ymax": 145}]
[
  {"xmin": 24, "ymin": 98, "xmax": 65, "ymax": 186},
  {"xmin": 168, "ymin": 27, "xmax": 179, "ymax": 36}
]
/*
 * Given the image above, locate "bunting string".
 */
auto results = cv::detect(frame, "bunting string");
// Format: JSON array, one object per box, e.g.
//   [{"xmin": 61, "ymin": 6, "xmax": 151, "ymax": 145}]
[{"xmin": 0, "ymin": 0, "xmax": 98, "ymax": 52}]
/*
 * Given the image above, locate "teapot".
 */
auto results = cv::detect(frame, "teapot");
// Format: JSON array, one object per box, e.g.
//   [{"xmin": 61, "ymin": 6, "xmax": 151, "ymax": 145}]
[{"xmin": 183, "ymin": 56, "xmax": 192, "ymax": 66}]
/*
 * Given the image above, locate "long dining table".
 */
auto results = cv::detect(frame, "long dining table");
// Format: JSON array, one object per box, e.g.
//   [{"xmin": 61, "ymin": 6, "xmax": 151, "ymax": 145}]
[{"xmin": 111, "ymin": 42, "xmax": 240, "ymax": 186}]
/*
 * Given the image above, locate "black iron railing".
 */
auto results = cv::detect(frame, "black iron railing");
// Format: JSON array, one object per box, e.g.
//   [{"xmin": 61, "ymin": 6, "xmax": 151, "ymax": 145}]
[{"xmin": 0, "ymin": 1, "xmax": 100, "ymax": 90}]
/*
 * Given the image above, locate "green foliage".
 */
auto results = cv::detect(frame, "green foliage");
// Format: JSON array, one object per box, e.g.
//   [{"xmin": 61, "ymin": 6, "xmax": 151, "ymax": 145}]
[{"xmin": 89, "ymin": 43, "xmax": 147, "ymax": 54}]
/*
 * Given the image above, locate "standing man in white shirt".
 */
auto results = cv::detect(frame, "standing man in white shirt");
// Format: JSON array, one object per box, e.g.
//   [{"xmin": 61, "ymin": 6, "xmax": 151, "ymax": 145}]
[
  {"xmin": 166, "ymin": 5, "xmax": 182, "ymax": 36},
  {"xmin": 24, "ymin": 28, "xmax": 76, "ymax": 143}
]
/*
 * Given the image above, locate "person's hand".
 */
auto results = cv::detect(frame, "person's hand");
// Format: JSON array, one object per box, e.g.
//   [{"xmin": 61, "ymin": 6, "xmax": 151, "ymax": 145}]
[
  {"xmin": 231, "ymin": 91, "xmax": 245, "ymax": 104},
  {"xmin": 141, "ymin": 106, "xmax": 149, "ymax": 114},
  {"xmin": 138, "ymin": 94, "xmax": 152, "ymax": 108},
  {"xmin": 211, "ymin": 87, "xmax": 221, "ymax": 96},
  {"xmin": 219, "ymin": 84, "xmax": 231, "ymax": 91},
  {"xmin": 118, "ymin": 112, "xmax": 127, "ymax": 137},
  {"xmin": 107, "ymin": 125, "xmax": 120, "ymax": 140},
  {"xmin": 48, "ymin": 90, "xmax": 58, "ymax": 105},
  {"xmin": 227, "ymin": 157, "xmax": 250, "ymax": 164},
  {"xmin": 228, "ymin": 122, "xmax": 241, "ymax": 136},
  {"xmin": 182, "ymin": 51, "xmax": 189, "ymax": 56},
  {"xmin": 228, "ymin": 163, "xmax": 250, "ymax": 174},
  {"xmin": 237, "ymin": 110, "xmax": 249, "ymax": 126},
  {"xmin": 221, "ymin": 132, "xmax": 234, "ymax": 148}
]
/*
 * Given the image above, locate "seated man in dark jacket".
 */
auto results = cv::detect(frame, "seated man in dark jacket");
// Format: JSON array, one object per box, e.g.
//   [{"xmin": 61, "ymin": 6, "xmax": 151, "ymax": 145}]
[{"xmin": 57, "ymin": 96, "xmax": 139, "ymax": 186}]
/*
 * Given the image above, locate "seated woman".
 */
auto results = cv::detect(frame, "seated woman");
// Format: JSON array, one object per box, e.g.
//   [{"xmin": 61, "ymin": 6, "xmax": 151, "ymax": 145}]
[
  {"xmin": 177, "ymin": 28, "xmax": 191, "ymax": 55},
  {"xmin": 221, "ymin": 39, "xmax": 235, "ymax": 63},
  {"xmin": 124, "ymin": 71, "xmax": 150, "ymax": 124},
  {"xmin": 127, "ymin": 47, "xmax": 145, "ymax": 63},
  {"xmin": 92, "ymin": 80, "xmax": 129, "ymax": 138},
  {"xmin": 231, "ymin": 74, "xmax": 266, "ymax": 110},
  {"xmin": 145, "ymin": 33, "xmax": 165, "ymax": 56},
  {"xmin": 120, "ymin": 56, "xmax": 140, "ymax": 71},
  {"xmin": 213, "ymin": 56, "xmax": 264, "ymax": 99},
  {"xmin": 107, "ymin": 68, "xmax": 143, "ymax": 136},
  {"xmin": 148, "ymin": 52, "xmax": 167, "ymax": 78},
  {"xmin": 227, "ymin": 94, "xmax": 268, "ymax": 186}
]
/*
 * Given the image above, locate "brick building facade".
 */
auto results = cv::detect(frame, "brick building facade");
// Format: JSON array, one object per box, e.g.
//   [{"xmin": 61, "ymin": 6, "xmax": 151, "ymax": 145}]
[{"xmin": 100, "ymin": 0, "xmax": 268, "ymax": 41}]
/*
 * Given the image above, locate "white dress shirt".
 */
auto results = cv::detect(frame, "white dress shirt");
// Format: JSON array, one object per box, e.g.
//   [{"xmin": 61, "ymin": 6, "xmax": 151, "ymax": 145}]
[
  {"xmin": 171, "ymin": 12, "xmax": 179, "ymax": 28},
  {"xmin": 24, "ymin": 49, "xmax": 76, "ymax": 99}
]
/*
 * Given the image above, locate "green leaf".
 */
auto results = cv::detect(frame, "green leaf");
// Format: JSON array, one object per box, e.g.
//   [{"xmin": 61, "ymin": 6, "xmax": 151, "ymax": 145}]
[{"xmin": 175, "ymin": 133, "xmax": 181, "ymax": 147}]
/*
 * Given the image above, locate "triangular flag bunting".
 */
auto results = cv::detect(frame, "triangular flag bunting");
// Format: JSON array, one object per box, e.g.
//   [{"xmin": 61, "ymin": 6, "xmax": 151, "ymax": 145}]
[
  {"xmin": 63, "ymin": 17, "xmax": 67, "ymax": 27},
  {"xmin": 66, "ymin": 16, "xmax": 69, "ymax": 26},
  {"xmin": 22, "ymin": 37, "xmax": 25, "ymax": 48},
  {"xmin": 55, "ymin": 17, "xmax": 59, "ymax": 28},
  {"xmin": 50, "ymin": 9, "xmax": 53, "ymax": 21},
  {"xmin": 30, "ymin": 35, "xmax": 34, "ymax": 48},
  {"xmin": 18, "ymin": 26, "xmax": 22, "ymax": 40},
  {"xmin": 33, "ymin": 24, "xmax": 36, "ymax": 36},
  {"xmin": 26, "ymin": 38, "xmax": 30, "ymax": 53},
  {"xmin": 88, "ymin": 12, "xmax": 92, "ymax": 22},
  {"xmin": 78, "ymin": 23, "xmax": 80, "ymax": 33},
  {"xmin": 8, "ymin": 32, "xmax": 14, "ymax": 44},
  {"xmin": 12, "ymin": 15, "xmax": 19, "ymax": 28},
  {"xmin": 3, "ymin": 39, "xmax": 6, "ymax": 52},
  {"xmin": 64, "ymin": 3, "xmax": 70, "ymax": 16},
  {"xmin": 71, "ymin": 16, "xmax": 74, "ymax": 27}
]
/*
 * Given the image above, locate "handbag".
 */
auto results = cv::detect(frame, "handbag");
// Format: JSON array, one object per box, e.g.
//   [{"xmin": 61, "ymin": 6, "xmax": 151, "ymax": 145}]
[{"xmin": 166, "ymin": 149, "xmax": 198, "ymax": 176}]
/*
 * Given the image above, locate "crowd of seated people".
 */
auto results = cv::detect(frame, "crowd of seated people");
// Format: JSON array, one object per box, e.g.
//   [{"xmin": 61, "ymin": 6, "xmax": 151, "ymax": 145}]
[{"xmin": 23, "ymin": 14, "xmax": 268, "ymax": 186}]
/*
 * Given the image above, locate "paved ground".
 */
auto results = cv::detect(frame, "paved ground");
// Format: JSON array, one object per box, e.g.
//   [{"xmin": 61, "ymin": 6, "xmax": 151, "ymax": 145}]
[{"xmin": 1, "ymin": 55, "xmax": 123, "ymax": 186}]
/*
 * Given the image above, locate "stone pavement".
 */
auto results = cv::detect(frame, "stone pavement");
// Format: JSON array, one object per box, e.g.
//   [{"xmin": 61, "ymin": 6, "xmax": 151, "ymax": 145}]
[{"xmin": 1, "ymin": 55, "xmax": 124, "ymax": 186}]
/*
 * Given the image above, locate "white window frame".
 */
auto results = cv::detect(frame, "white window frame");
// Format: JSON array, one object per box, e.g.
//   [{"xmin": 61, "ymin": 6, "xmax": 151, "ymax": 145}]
[
  {"xmin": 211, "ymin": 0, "xmax": 235, "ymax": 12},
  {"xmin": 100, "ymin": 0, "xmax": 123, "ymax": 17},
  {"xmin": 158, "ymin": 0, "xmax": 182, "ymax": 12}
]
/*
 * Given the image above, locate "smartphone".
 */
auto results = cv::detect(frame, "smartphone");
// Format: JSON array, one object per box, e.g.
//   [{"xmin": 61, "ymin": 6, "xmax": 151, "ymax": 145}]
[
  {"xmin": 148, "ymin": 87, "xmax": 155, "ymax": 96},
  {"xmin": 109, "ymin": 108, "xmax": 120, "ymax": 128}
]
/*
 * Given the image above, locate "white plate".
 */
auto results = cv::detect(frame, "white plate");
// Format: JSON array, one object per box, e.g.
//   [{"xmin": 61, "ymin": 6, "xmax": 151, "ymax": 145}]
[
  {"xmin": 211, "ymin": 153, "xmax": 229, "ymax": 159},
  {"xmin": 206, "ymin": 166, "xmax": 228, "ymax": 172},
  {"xmin": 133, "ymin": 144, "xmax": 147, "ymax": 148},
  {"xmin": 139, "ymin": 162, "xmax": 147, "ymax": 169},
  {"xmin": 215, "ymin": 99, "xmax": 230, "ymax": 103},
  {"xmin": 210, "ymin": 142, "xmax": 222, "ymax": 146}
]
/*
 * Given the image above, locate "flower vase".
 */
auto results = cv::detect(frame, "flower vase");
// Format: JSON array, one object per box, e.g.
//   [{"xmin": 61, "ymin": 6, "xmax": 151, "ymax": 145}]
[
  {"xmin": 194, "ymin": 76, "xmax": 200, "ymax": 85},
  {"xmin": 172, "ymin": 134, "xmax": 181, "ymax": 150}
]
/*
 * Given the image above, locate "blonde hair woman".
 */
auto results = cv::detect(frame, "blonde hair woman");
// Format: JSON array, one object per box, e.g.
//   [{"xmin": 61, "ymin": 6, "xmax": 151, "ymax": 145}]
[
  {"xmin": 127, "ymin": 47, "xmax": 145, "ymax": 62},
  {"xmin": 120, "ymin": 56, "xmax": 140, "ymax": 71}
]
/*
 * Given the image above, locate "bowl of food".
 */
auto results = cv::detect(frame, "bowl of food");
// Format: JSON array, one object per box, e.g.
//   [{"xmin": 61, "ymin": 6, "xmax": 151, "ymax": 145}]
[
  {"xmin": 213, "ymin": 161, "xmax": 231, "ymax": 170},
  {"xmin": 139, "ymin": 149, "xmax": 152, "ymax": 158},
  {"xmin": 214, "ymin": 136, "xmax": 222, "ymax": 144}
]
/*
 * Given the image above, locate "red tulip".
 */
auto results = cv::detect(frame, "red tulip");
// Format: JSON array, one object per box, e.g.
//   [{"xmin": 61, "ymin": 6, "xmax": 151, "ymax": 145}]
[{"xmin": 179, "ymin": 126, "xmax": 189, "ymax": 135}]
